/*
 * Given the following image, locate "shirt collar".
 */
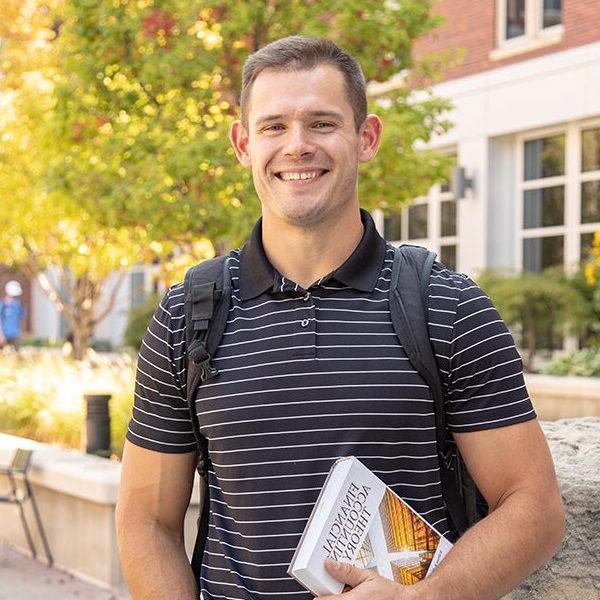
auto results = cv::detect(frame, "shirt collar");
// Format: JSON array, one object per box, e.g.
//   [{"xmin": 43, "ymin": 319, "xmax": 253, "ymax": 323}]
[{"xmin": 239, "ymin": 209, "xmax": 386, "ymax": 301}]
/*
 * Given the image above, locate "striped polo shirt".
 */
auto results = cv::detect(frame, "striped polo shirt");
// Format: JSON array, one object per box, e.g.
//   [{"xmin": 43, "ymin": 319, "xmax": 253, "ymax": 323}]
[{"xmin": 126, "ymin": 210, "xmax": 535, "ymax": 600}]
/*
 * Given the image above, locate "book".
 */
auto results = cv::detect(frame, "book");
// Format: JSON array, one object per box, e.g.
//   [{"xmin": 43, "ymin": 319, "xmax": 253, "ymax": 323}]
[{"xmin": 288, "ymin": 456, "xmax": 453, "ymax": 596}]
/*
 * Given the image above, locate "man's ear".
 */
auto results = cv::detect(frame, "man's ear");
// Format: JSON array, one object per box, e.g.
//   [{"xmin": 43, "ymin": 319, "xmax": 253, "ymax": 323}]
[
  {"xmin": 358, "ymin": 114, "xmax": 383, "ymax": 164},
  {"xmin": 230, "ymin": 120, "xmax": 251, "ymax": 168}
]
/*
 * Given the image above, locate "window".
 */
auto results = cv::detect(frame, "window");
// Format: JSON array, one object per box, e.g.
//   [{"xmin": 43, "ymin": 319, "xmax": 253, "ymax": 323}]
[
  {"xmin": 130, "ymin": 270, "xmax": 146, "ymax": 309},
  {"xmin": 542, "ymin": 0, "xmax": 562, "ymax": 29},
  {"xmin": 493, "ymin": 0, "xmax": 563, "ymax": 60},
  {"xmin": 506, "ymin": 0, "xmax": 526, "ymax": 40},
  {"xmin": 383, "ymin": 154, "xmax": 458, "ymax": 271},
  {"xmin": 520, "ymin": 133, "xmax": 565, "ymax": 272},
  {"xmin": 383, "ymin": 197, "xmax": 429, "ymax": 244},
  {"xmin": 580, "ymin": 232, "xmax": 596, "ymax": 262},
  {"xmin": 580, "ymin": 126, "xmax": 600, "ymax": 261},
  {"xmin": 518, "ymin": 124, "xmax": 600, "ymax": 272},
  {"xmin": 523, "ymin": 236, "xmax": 563, "ymax": 271},
  {"xmin": 383, "ymin": 213, "xmax": 403, "ymax": 242},
  {"xmin": 408, "ymin": 203, "xmax": 428, "ymax": 239}
]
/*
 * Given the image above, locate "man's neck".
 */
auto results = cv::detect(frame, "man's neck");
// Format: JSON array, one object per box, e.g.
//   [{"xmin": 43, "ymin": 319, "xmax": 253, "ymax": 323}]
[{"xmin": 261, "ymin": 208, "xmax": 364, "ymax": 289}]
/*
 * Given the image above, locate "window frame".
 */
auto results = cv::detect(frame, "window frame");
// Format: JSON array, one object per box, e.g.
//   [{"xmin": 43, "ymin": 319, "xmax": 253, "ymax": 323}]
[
  {"xmin": 492, "ymin": 0, "xmax": 563, "ymax": 61},
  {"xmin": 516, "ymin": 120, "xmax": 600, "ymax": 273}
]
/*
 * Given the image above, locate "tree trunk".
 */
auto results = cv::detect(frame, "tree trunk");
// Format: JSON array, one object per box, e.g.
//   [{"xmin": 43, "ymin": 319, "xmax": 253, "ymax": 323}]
[
  {"xmin": 71, "ymin": 305, "xmax": 95, "ymax": 360},
  {"xmin": 24, "ymin": 251, "xmax": 125, "ymax": 359},
  {"xmin": 70, "ymin": 274, "xmax": 99, "ymax": 361}
]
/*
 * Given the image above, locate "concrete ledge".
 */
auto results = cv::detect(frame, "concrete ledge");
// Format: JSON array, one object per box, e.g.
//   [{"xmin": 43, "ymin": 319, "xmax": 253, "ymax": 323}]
[
  {"xmin": 0, "ymin": 433, "xmax": 200, "ymax": 590},
  {"xmin": 0, "ymin": 435, "xmax": 120, "ymax": 505},
  {"xmin": 525, "ymin": 374, "xmax": 600, "ymax": 420}
]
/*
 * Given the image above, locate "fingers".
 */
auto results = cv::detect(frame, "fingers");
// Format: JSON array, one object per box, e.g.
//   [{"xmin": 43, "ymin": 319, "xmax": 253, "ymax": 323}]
[{"xmin": 324, "ymin": 558, "xmax": 373, "ymax": 588}]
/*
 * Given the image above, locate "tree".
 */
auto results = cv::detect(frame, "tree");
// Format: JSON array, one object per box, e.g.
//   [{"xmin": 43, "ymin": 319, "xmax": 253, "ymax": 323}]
[
  {"xmin": 0, "ymin": 76, "xmax": 147, "ymax": 358},
  {"xmin": 0, "ymin": 0, "xmax": 214, "ymax": 358},
  {"xmin": 0, "ymin": 0, "xmax": 454, "ymax": 358},
  {"xmin": 48, "ymin": 0, "xmax": 453, "ymax": 247}
]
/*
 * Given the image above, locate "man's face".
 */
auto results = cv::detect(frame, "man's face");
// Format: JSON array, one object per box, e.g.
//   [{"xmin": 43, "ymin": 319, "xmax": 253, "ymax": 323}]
[{"xmin": 230, "ymin": 65, "xmax": 382, "ymax": 228}]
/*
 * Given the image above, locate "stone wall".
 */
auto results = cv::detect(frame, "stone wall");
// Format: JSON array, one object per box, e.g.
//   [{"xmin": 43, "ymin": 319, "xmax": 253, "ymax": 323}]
[{"xmin": 512, "ymin": 418, "xmax": 600, "ymax": 599}]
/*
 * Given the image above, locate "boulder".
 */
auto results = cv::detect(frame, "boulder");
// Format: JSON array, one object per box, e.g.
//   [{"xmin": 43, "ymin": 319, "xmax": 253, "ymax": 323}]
[{"xmin": 512, "ymin": 418, "xmax": 600, "ymax": 599}]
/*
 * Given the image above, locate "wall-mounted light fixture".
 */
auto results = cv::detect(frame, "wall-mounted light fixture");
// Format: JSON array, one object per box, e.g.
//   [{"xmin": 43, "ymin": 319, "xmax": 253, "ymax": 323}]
[{"xmin": 451, "ymin": 166, "xmax": 475, "ymax": 200}]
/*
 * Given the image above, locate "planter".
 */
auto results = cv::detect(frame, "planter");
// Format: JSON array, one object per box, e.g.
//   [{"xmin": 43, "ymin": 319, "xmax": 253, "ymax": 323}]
[{"xmin": 525, "ymin": 374, "xmax": 600, "ymax": 420}]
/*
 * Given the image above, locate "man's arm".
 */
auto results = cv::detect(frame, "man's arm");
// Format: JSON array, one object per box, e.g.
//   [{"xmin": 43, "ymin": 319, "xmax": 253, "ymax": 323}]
[
  {"xmin": 416, "ymin": 418, "xmax": 564, "ymax": 599},
  {"xmin": 316, "ymin": 419, "xmax": 564, "ymax": 600},
  {"xmin": 116, "ymin": 441, "xmax": 199, "ymax": 599}
]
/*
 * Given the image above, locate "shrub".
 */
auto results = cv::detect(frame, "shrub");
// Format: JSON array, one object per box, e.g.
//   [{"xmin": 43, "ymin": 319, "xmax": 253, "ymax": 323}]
[
  {"xmin": 477, "ymin": 269, "xmax": 592, "ymax": 371},
  {"xmin": 543, "ymin": 347, "xmax": 600, "ymax": 377},
  {"xmin": 567, "ymin": 268, "xmax": 600, "ymax": 346},
  {"xmin": 0, "ymin": 348, "xmax": 135, "ymax": 458}
]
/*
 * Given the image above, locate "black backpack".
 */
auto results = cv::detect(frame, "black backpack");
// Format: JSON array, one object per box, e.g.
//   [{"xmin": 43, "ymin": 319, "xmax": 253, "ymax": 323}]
[{"xmin": 182, "ymin": 244, "xmax": 488, "ymax": 579}]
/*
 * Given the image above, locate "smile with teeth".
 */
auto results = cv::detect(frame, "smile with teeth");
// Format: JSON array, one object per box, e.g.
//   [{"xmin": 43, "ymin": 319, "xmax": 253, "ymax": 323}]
[{"xmin": 276, "ymin": 170, "xmax": 327, "ymax": 181}]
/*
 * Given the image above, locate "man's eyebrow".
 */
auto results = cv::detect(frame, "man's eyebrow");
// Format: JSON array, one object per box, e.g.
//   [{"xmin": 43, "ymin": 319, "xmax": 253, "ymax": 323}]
[{"xmin": 255, "ymin": 110, "xmax": 345, "ymax": 126}]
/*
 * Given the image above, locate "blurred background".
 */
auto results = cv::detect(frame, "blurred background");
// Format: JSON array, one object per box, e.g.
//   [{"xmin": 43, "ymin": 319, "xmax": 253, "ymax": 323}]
[{"xmin": 0, "ymin": 0, "xmax": 599, "ymax": 596}]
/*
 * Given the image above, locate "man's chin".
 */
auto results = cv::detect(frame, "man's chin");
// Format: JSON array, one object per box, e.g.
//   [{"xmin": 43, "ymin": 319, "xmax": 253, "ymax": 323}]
[{"xmin": 275, "ymin": 202, "xmax": 332, "ymax": 229}]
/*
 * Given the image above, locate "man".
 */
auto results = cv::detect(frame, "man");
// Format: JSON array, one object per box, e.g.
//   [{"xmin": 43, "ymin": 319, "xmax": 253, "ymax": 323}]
[
  {"xmin": 116, "ymin": 36, "xmax": 564, "ymax": 600},
  {"xmin": 0, "ymin": 280, "xmax": 26, "ymax": 349}
]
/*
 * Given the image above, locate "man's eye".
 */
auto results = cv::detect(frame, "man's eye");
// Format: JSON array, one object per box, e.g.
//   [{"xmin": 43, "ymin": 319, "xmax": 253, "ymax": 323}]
[
  {"xmin": 263, "ymin": 124, "xmax": 284, "ymax": 132},
  {"xmin": 313, "ymin": 122, "xmax": 335, "ymax": 129}
]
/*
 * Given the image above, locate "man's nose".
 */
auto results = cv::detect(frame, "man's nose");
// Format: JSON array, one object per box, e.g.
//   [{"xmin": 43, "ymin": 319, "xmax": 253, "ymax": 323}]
[{"xmin": 283, "ymin": 125, "xmax": 316, "ymax": 159}]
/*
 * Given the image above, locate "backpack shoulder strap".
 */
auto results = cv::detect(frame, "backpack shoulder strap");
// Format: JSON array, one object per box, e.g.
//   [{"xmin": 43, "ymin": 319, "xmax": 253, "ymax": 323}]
[
  {"xmin": 389, "ymin": 244, "xmax": 469, "ymax": 536},
  {"xmin": 182, "ymin": 255, "xmax": 231, "ymax": 581},
  {"xmin": 183, "ymin": 255, "xmax": 231, "ymax": 475},
  {"xmin": 389, "ymin": 244, "xmax": 444, "ymax": 431}
]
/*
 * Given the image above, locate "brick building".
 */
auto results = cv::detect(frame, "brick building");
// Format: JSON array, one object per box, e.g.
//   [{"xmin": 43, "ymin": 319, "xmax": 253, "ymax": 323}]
[{"xmin": 377, "ymin": 0, "xmax": 600, "ymax": 283}]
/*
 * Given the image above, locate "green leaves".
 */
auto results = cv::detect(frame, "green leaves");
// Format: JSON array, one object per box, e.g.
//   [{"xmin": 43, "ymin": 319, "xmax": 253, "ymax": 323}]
[
  {"xmin": 42, "ymin": 0, "xmax": 452, "ymax": 246},
  {"xmin": 0, "ymin": 0, "xmax": 455, "ymax": 354}
]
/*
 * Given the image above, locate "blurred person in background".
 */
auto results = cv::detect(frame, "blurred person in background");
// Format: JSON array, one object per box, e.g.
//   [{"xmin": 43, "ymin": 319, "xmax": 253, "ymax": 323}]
[{"xmin": 0, "ymin": 280, "xmax": 26, "ymax": 349}]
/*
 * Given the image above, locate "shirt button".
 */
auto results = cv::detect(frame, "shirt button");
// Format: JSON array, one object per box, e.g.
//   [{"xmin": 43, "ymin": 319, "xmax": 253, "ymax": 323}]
[
  {"xmin": 303, "ymin": 292, "xmax": 311, "ymax": 302},
  {"xmin": 300, "ymin": 319, "xmax": 310, "ymax": 328}
]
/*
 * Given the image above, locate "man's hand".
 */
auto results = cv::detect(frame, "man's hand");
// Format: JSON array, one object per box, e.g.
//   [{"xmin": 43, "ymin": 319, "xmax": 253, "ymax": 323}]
[{"xmin": 314, "ymin": 558, "xmax": 418, "ymax": 600}]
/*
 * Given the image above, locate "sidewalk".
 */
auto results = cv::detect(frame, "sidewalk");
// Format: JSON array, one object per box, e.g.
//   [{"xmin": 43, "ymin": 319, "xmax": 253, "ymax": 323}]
[{"xmin": 0, "ymin": 544, "xmax": 130, "ymax": 600}]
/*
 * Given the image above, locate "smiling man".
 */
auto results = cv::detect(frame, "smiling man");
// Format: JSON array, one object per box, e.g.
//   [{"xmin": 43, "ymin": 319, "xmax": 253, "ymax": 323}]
[{"xmin": 117, "ymin": 37, "xmax": 564, "ymax": 600}]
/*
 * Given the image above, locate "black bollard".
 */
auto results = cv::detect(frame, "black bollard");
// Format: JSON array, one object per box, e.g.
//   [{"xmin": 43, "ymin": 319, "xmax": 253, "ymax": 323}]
[{"xmin": 84, "ymin": 394, "xmax": 111, "ymax": 457}]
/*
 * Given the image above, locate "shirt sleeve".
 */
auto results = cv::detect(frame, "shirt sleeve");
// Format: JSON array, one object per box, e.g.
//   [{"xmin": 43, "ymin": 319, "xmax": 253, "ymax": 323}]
[
  {"xmin": 125, "ymin": 283, "xmax": 197, "ymax": 453},
  {"xmin": 429, "ymin": 267, "xmax": 536, "ymax": 432}
]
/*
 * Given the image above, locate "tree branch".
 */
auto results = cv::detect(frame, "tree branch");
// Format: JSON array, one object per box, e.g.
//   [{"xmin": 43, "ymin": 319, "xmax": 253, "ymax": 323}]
[
  {"xmin": 93, "ymin": 272, "xmax": 127, "ymax": 326},
  {"xmin": 21, "ymin": 237, "xmax": 74, "ymax": 320}
]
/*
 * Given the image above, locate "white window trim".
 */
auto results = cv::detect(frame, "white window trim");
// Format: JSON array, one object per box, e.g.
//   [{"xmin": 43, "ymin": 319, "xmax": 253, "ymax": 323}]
[
  {"xmin": 386, "ymin": 188, "xmax": 459, "ymax": 264},
  {"xmin": 380, "ymin": 149, "xmax": 459, "ymax": 267},
  {"xmin": 491, "ymin": 0, "xmax": 564, "ymax": 62},
  {"xmin": 516, "ymin": 119, "xmax": 600, "ymax": 273}
]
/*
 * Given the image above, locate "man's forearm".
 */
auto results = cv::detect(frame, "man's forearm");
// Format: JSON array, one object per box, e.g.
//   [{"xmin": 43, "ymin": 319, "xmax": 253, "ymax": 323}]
[
  {"xmin": 118, "ymin": 518, "xmax": 198, "ymax": 599},
  {"xmin": 409, "ymin": 490, "xmax": 564, "ymax": 600}
]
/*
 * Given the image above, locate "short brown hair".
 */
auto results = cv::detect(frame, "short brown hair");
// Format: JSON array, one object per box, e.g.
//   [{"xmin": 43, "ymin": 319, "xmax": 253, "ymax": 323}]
[{"xmin": 240, "ymin": 36, "xmax": 367, "ymax": 131}]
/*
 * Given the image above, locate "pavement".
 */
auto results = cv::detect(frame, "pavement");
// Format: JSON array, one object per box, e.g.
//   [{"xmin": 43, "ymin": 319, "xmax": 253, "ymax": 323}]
[{"xmin": 0, "ymin": 544, "xmax": 130, "ymax": 600}]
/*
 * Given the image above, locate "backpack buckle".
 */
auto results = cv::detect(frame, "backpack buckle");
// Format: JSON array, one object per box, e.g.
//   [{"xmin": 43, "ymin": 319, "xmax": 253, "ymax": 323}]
[
  {"xmin": 188, "ymin": 341, "xmax": 219, "ymax": 382},
  {"xmin": 199, "ymin": 361, "xmax": 219, "ymax": 382},
  {"xmin": 441, "ymin": 447, "xmax": 456, "ymax": 470}
]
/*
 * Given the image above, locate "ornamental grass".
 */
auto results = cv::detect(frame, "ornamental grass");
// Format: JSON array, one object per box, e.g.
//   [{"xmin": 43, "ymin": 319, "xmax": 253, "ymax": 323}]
[{"xmin": 0, "ymin": 347, "xmax": 135, "ymax": 458}]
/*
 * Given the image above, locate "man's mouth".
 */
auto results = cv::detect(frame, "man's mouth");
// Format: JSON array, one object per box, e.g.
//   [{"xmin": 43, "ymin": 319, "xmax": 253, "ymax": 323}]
[{"xmin": 274, "ymin": 169, "xmax": 329, "ymax": 182}]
